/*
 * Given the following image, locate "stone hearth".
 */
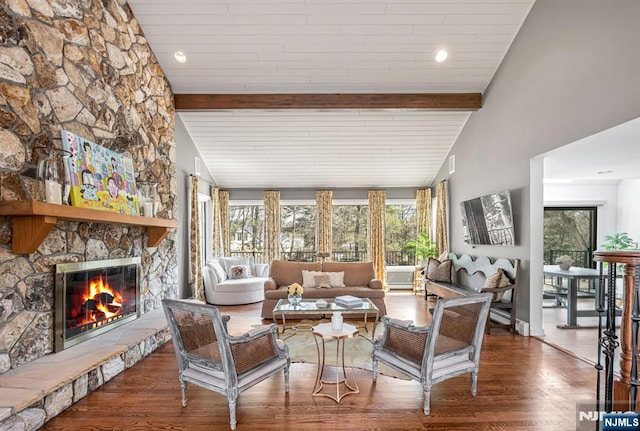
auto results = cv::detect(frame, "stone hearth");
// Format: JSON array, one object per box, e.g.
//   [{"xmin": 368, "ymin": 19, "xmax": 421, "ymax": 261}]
[{"xmin": 0, "ymin": 308, "xmax": 169, "ymax": 430}]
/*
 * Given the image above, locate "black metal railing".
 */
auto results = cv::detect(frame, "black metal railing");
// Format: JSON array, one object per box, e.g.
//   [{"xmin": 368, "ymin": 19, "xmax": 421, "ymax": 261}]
[
  {"xmin": 229, "ymin": 250, "xmax": 418, "ymax": 265},
  {"xmin": 544, "ymin": 249, "xmax": 593, "ymax": 268}
]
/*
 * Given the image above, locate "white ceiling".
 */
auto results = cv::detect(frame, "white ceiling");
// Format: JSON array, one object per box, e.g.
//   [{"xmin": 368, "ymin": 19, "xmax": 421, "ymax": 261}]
[
  {"xmin": 544, "ymin": 116, "xmax": 640, "ymax": 184},
  {"xmin": 127, "ymin": 0, "xmax": 535, "ymax": 188}
]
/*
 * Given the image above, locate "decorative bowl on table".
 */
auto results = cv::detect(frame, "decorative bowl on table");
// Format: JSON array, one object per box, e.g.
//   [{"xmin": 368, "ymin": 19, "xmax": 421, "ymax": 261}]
[{"xmin": 555, "ymin": 255, "xmax": 574, "ymax": 271}]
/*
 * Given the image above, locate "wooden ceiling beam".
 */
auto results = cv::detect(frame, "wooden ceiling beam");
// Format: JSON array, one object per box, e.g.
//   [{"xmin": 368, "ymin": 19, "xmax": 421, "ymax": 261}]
[{"xmin": 174, "ymin": 93, "xmax": 482, "ymax": 110}]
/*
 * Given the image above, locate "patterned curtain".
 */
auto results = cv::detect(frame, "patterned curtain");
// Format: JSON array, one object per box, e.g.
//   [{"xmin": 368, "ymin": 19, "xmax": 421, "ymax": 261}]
[
  {"xmin": 211, "ymin": 186, "xmax": 223, "ymax": 257},
  {"xmin": 315, "ymin": 190, "xmax": 333, "ymax": 258},
  {"xmin": 435, "ymin": 180, "xmax": 449, "ymax": 256},
  {"xmin": 416, "ymin": 188, "xmax": 432, "ymax": 239},
  {"xmin": 219, "ymin": 190, "xmax": 230, "ymax": 256},
  {"xmin": 189, "ymin": 175, "xmax": 204, "ymax": 301},
  {"xmin": 264, "ymin": 190, "xmax": 281, "ymax": 263},
  {"xmin": 367, "ymin": 190, "xmax": 386, "ymax": 284}
]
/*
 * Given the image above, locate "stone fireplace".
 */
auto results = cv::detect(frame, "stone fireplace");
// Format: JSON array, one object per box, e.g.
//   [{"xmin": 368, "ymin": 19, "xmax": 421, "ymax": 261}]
[{"xmin": 54, "ymin": 258, "xmax": 141, "ymax": 352}]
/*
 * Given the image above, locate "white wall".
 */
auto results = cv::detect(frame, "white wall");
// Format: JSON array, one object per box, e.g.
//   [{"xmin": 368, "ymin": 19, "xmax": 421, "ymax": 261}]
[{"xmin": 617, "ymin": 179, "xmax": 640, "ymax": 246}]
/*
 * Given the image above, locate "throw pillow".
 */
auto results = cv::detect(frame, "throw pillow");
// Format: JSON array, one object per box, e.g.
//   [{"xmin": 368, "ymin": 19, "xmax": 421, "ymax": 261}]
[
  {"xmin": 220, "ymin": 257, "xmax": 252, "ymax": 278},
  {"xmin": 325, "ymin": 271, "xmax": 346, "ymax": 287},
  {"xmin": 425, "ymin": 257, "xmax": 452, "ymax": 283},
  {"xmin": 483, "ymin": 268, "xmax": 511, "ymax": 301},
  {"xmin": 229, "ymin": 265, "xmax": 251, "ymax": 280},
  {"xmin": 314, "ymin": 274, "xmax": 332, "ymax": 288},
  {"xmin": 210, "ymin": 261, "xmax": 227, "ymax": 283},
  {"xmin": 302, "ymin": 270, "xmax": 324, "ymax": 288}
]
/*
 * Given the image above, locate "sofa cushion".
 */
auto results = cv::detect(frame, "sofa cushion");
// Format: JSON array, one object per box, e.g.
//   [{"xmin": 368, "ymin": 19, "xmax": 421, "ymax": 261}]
[
  {"xmin": 220, "ymin": 257, "xmax": 252, "ymax": 277},
  {"xmin": 209, "ymin": 260, "xmax": 227, "ymax": 283},
  {"xmin": 229, "ymin": 264, "xmax": 251, "ymax": 279},
  {"xmin": 483, "ymin": 268, "xmax": 511, "ymax": 301},
  {"xmin": 322, "ymin": 261, "xmax": 375, "ymax": 286},
  {"xmin": 325, "ymin": 271, "xmax": 345, "ymax": 287},
  {"xmin": 269, "ymin": 260, "xmax": 322, "ymax": 286},
  {"xmin": 302, "ymin": 270, "xmax": 324, "ymax": 288},
  {"xmin": 426, "ymin": 257, "xmax": 452, "ymax": 283},
  {"xmin": 314, "ymin": 274, "xmax": 332, "ymax": 288}
]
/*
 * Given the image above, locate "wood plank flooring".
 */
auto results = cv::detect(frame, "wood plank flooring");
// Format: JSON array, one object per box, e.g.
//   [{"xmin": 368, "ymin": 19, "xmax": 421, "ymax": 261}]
[{"xmin": 40, "ymin": 292, "xmax": 598, "ymax": 431}]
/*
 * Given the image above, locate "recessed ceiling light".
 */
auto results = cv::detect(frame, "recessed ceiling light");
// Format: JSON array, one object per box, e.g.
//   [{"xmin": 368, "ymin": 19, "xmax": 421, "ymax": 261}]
[
  {"xmin": 597, "ymin": 170, "xmax": 613, "ymax": 175},
  {"xmin": 435, "ymin": 50, "xmax": 448, "ymax": 63},
  {"xmin": 174, "ymin": 51, "xmax": 187, "ymax": 63}
]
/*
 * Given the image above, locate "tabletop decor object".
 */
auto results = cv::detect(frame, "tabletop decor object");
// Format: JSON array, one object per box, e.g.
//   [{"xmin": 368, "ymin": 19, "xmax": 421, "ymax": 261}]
[
  {"xmin": 555, "ymin": 255, "xmax": 575, "ymax": 270},
  {"xmin": 287, "ymin": 283, "xmax": 304, "ymax": 306}
]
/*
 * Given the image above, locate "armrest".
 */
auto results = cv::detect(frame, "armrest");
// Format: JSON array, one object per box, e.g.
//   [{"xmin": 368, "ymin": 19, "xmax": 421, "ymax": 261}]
[
  {"xmin": 368, "ymin": 279, "xmax": 384, "ymax": 290},
  {"xmin": 374, "ymin": 316, "xmax": 430, "ymax": 350},
  {"xmin": 229, "ymin": 323, "xmax": 277, "ymax": 343},
  {"xmin": 264, "ymin": 278, "xmax": 277, "ymax": 291}
]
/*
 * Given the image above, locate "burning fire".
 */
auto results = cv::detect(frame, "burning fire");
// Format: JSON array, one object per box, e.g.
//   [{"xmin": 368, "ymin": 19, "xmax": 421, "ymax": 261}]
[{"xmin": 81, "ymin": 275, "xmax": 123, "ymax": 322}]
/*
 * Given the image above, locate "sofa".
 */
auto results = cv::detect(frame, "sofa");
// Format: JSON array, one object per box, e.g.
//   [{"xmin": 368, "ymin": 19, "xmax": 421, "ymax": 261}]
[
  {"xmin": 203, "ymin": 257, "xmax": 270, "ymax": 305},
  {"xmin": 424, "ymin": 253, "xmax": 520, "ymax": 333},
  {"xmin": 260, "ymin": 260, "xmax": 387, "ymax": 319}
]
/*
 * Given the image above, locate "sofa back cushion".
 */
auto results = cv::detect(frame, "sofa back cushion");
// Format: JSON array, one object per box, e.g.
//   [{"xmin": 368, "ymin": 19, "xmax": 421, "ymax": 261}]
[
  {"xmin": 322, "ymin": 261, "xmax": 375, "ymax": 286},
  {"xmin": 269, "ymin": 260, "xmax": 322, "ymax": 286}
]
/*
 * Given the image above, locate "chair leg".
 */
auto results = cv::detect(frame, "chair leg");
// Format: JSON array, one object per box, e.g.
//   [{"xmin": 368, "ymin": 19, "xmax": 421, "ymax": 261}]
[
  {"xmin": 471, "ymin": 371, "xmax": 478, "ymax": 396},
  {"xmin": 372, "ymin": 357, "xmax": 378, "ymax": 382},
  {"xmin": 284, "ymin": 366, "xmax": 290, "ymax": 392},
  {"xmin": 180, "ymin": 379, "xmax": 187, "ymax": 407},
  {"xmin": 423, "ymin": 388, "xmax": 431, "ymax": 415},
  {"xmin": 228, "ymin": 399, "xmax": 237, "ymax": 430}
]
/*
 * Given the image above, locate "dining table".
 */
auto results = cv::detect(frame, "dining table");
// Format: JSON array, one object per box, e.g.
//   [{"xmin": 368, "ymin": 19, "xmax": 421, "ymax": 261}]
[{"xmin": 543, "ymin": 265, "xmax": 606, "ymax": 328}]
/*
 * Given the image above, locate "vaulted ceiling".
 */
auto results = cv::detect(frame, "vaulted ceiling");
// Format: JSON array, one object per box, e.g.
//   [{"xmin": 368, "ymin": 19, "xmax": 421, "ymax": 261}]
[{"xmin": 127, "ymin": 0, "xmax": 535, "ymax": 189}]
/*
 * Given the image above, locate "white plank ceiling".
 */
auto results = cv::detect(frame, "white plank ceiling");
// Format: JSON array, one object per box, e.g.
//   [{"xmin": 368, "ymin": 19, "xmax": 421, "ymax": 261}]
[{"xmin": 127, "ymin": 0, "xmax": 535, "ymax": 189}]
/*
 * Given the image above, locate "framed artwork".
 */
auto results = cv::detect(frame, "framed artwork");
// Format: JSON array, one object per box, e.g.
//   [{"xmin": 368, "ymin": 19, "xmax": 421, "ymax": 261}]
[{"xmin": 61, "ymin": 130, "xmax": 140, "ymax": 215}]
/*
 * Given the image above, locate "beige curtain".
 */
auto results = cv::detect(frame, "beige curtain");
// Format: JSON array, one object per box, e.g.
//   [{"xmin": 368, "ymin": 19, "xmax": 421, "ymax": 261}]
[
  {"xmin": 189, "ymin": 175, "xmax": 204, "ymax": 301},
  {"xmin": 367, "ymin": 190, "xmax": 386, "ymax": 284},
  {"xmin": 315, "ymin": 190, "xmax": 333, "ymax": 258},
  {"xmin": 211, "ymin": 186, "xmax": 223, "ymax": 257},
  {"xmin": 416, "ymin": 188, "xmax": 432, "ymax": 241},
  {"xmin": 264, "ymin": 190, "xmax": 281, "ymax": 263},
  {"xmin": 219, "ymin": 190, "xmax": 230, "ymax": 256},
  {"xmin": 435, "ymin": 180, "xmax": 449, "ymax": 256}
]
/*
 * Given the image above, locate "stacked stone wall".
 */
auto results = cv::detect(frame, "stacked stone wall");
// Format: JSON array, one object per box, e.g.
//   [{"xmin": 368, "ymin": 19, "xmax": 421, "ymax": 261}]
[{"xmin": 0, "ymin": 0, "xmax": 177, "ymax": 375}]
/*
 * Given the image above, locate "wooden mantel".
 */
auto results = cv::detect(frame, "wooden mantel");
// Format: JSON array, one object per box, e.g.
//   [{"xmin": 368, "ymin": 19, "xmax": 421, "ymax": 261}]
[{"xmin": 0, "ymin": 201, "xmax": 178, "ymax": 254}]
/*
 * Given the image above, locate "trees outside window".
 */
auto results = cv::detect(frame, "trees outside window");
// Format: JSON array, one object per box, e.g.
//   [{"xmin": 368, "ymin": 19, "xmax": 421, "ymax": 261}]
[
  {"xmin": 229, "ymin": 205, "xmax": 264, "ymax": 261},
  {"xmin": 544, "ymin": 207, "xmax": 596, "ymax": 268},
  {"xmin": 385, "ymin": 204, "xmax": 417, "ymax": 265},
  {"xmin": 332, "ymin": 204, "xmax": 368, "ymax": 262},
  {"xmin": 281, "ymin": 205, "xmax": 315, "ymax": 262}
]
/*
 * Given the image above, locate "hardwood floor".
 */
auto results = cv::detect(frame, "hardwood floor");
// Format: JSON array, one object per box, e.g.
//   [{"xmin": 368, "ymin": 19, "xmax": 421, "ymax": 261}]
[{"xmin": 41, "ymin": 292, "xmax": 597, "ymax": 431}]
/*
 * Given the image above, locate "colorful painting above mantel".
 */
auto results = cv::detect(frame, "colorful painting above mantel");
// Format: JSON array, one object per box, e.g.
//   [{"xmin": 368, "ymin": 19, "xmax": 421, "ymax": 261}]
[{"xmin": 62, "ymin": 130, "xmax": 140, "ymax": 215}]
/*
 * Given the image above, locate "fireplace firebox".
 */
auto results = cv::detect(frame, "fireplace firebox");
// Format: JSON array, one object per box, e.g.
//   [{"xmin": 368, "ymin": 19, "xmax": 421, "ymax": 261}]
[{"xmin": 55, "ymin": 257, "xmax": 140, "ymax": 352}]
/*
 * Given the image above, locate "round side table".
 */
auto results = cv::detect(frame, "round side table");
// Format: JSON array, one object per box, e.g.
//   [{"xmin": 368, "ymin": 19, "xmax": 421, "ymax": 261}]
[{"xmin": 311, "ymin": 322, "xmax": 359, "ymax": 403}]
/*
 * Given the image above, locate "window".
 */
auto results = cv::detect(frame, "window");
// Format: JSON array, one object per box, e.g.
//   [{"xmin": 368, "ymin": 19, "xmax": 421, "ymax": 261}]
[
  {"xmin": 229, "ymin": 204, "xmax": 264, "ymax": 261},
  {"xmin": 385, "ymin": 204, "xmax": 417, "ymax": 265},
  {"xmin": 544, "ymin": 207, "xmax": 597, "ymax": 268},
  {"xmin": 280, "ymin": 204, "xmax": 316, "ymax": 261},
  {"xmin": 332, "ymin": 204, "xmax": 368, "ymax": 262}
]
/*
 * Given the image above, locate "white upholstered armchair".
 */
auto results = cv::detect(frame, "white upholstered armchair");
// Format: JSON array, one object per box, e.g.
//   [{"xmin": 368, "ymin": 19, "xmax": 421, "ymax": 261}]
[
  {"xmin": 162, "ymin": 299, "xmax": 290, "ymax": 430},
  {"xmin": 372, "ymin": 293, "xmax": 492, "ymax": 415}
]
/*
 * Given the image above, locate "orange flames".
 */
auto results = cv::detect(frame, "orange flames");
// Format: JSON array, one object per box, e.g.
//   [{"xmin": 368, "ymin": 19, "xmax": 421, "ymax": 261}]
[{"xmin": 82, "ymin": 275, "xmax": 123, "ymax": 322}]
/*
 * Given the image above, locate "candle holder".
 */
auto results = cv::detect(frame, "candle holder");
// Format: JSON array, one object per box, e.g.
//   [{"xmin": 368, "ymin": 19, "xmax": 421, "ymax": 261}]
[{"xmin": 35, "ymin": 147, "xmax": 71, "ymax": 205}]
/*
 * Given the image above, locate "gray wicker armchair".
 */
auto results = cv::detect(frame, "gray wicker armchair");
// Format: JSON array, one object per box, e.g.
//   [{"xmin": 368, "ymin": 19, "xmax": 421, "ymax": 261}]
[
  {"xmin": 372, "ymin": 293, "xmax": 492, "ymax": 415},
  {"xmin": 162, "ymin": 299, "xmax": 290, "ymax": 430}
]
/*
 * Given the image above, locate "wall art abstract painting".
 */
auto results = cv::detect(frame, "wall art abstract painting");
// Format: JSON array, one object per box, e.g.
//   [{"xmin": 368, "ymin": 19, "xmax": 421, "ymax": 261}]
[{"xmin": 62, "ymin": 130, "xmax": 140, "ymax": 215}]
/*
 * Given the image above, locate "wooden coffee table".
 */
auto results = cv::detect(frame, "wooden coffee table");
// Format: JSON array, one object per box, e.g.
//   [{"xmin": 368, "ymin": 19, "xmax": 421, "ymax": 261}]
[{"xmin": 272, "ymin": 298, "xmax": 379, "ymax": 340}]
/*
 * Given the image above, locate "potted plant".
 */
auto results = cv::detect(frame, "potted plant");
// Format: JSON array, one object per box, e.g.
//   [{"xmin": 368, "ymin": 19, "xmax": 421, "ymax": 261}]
[
  {"xmin": 602, "ymin": 232, "xmax": 636, "ymax": 251},
  {"xmin": 404, "ymin": 233, "xmax": 437, "ymax": 267}
]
